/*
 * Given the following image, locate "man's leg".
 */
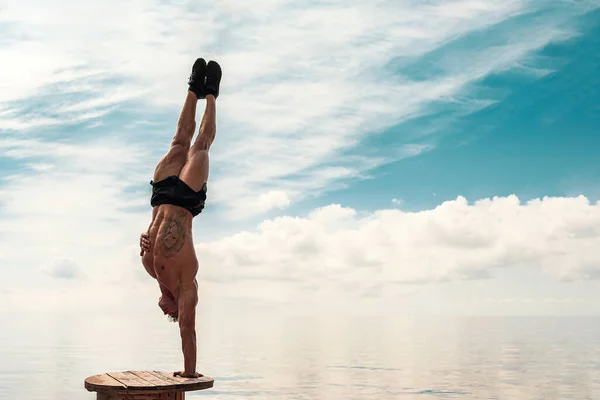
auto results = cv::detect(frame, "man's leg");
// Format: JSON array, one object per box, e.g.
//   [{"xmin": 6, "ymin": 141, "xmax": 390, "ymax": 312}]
[
  {"xmin": 179, "ymin": 60, "xmax": 220, "ymax": 190},
  {"xmin": 179, "ymin": 95, "xmax": 216, "ymax": 190},
  {"xmin": 152, "ymin": 91, "xmax": 199, "ymax": 182},
  {"xmin": 152, "ymin": 58, "xmax": 208, "ymax": 182}
]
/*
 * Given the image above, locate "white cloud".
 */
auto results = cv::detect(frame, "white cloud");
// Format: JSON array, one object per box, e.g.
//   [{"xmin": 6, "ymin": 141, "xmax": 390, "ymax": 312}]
[
  {"xmin": 253, "ymin": 190, "xmax": 291, "ymax": 214},
  {"xmin": 1, "ymin": 0, "xmax": 596, "ymax": 217},
  {"xmin": 41, "ymin": 258, "xmax": 84, "ymax": 279},
  {"xmin": 3, "ymin": 194, "xmax": 600, "ymax": 315},
  {"xmin": 194, "ymin": 195, "xmax": 600, "ymax": 303}
]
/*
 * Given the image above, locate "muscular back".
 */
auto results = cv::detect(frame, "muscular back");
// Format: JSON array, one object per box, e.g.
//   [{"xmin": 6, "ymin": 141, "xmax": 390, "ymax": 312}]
[{"xmin": 142, "ymin": 205, "xmax": 198, "ymax": 299}]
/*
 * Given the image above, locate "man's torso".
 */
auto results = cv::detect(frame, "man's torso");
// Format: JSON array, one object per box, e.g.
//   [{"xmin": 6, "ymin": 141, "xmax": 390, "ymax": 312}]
[{"xmin": 145, "ymin": 204, "xmax": 198, "ymax": 299}]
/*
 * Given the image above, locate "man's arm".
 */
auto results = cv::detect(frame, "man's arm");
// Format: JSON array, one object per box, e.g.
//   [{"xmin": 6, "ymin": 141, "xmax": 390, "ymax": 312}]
[{"xmin": 174, "ymin": 279, "xmax": 200, "ymax": 378}]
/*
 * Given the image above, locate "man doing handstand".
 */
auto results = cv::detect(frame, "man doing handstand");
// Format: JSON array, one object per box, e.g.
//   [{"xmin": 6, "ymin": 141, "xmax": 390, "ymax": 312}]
[{"xmin": 138, "ymin": 57, "xmax": 221, "ymax": 378}]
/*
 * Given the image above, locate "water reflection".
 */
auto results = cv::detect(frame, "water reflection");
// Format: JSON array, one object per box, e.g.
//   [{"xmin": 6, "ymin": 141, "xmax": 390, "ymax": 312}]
[{"xmin": 1, "ymin": 314, "xmax": 599, "ymax": 399}]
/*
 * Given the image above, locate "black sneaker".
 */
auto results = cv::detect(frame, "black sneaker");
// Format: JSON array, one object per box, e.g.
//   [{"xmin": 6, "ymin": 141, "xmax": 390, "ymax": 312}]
[
  {"xmin": 188, "ymin": 58, "xmax": 207, "ymax": 99},
  {"xmin": 205, "ymin": 60, "xmax": 222, "ymax": 99}
]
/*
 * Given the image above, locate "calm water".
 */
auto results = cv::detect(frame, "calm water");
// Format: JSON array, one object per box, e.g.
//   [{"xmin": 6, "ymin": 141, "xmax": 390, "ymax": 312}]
[{"xmin": 1, "ymin": 312, "xmax": 599, "ymax": 399}]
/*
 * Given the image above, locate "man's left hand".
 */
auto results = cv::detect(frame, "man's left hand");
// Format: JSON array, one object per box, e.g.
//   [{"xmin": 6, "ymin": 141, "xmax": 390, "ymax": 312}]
[{"xmin": 140, "ymin": 232, "xmax": 151, "ymax": 256}]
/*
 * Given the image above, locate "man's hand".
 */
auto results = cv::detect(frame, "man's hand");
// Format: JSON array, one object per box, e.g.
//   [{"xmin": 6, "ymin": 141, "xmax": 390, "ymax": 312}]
[
  {"xmin": 174, "ymin": 371, "xmax": 203, "ymax": 378},
  {"xmin": 139, "ymin": 232, "xmax": 151, "ymax": 256}
]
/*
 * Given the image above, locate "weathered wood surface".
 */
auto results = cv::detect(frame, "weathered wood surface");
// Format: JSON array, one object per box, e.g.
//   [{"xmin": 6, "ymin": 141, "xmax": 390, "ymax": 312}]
[
  {"xmin": 96, "ymin": 391, "xmax": 184, "ymax": 400},
  {"xmin": 85, "ymin": 370, "xmax": 214, "ymax": 397}
]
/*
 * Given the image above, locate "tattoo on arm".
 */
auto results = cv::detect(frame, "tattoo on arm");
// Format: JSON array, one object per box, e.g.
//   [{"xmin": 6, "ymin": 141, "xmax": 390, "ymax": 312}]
[{"xmin": 160, "ymin": 215, "xmax": 187, "ymax": 257}]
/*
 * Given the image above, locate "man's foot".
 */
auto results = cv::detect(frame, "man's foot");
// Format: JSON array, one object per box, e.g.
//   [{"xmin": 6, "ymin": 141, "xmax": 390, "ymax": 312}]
[
  {"xmin": 188, "ymin": 58, "xmax": 207, "ymax": 99},
  {"xmin": 174, "ymin": 371, "xmax": 203, "ymax": 378},
  {"xmin": 204, "ymin": 60, "xmax": 222, "ymax": 99}
]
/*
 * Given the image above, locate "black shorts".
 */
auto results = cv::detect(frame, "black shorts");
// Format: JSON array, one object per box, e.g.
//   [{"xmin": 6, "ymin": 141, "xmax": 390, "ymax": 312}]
[{"xmin": 150, "ymin": 175, "xmax": 207, "ymax": 217}]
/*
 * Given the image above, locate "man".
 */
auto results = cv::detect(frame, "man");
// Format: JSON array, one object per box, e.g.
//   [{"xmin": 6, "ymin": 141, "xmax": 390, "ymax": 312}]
[{"xmin": 138, "ymin": 57, "xmax": 221, "ymax": 379}]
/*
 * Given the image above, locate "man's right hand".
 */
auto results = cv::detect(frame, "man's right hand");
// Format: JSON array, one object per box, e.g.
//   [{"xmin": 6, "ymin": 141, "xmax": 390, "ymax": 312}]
[
  {"xmin": 174, "ymin": 371, "xmax": 203, "ymax": 378},
  {"xmin": 139, "ymin": 232, "xmax": 151, "ymax": 256}
]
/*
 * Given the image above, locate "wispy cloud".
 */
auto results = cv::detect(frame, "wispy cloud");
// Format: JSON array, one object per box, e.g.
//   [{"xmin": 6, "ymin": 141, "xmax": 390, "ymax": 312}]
[
  {"xmin": 2, "ymin": 0, "xmax": 597, "ymax": 217},
  {"xmin": 0, "ymin": 137, "xmax": 151, "ymax": 285}
]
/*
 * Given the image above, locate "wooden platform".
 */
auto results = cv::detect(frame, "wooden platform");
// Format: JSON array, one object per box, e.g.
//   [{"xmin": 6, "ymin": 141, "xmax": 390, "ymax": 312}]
[{"xmin": 84, "ymin": 371, "xmax": 214, "ymax": 400}]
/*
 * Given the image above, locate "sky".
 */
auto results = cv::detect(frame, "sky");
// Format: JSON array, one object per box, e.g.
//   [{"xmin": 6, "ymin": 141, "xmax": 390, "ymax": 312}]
[{"xmin": 1, "ymin": 0, "xmax": 600, "ymax": 317}]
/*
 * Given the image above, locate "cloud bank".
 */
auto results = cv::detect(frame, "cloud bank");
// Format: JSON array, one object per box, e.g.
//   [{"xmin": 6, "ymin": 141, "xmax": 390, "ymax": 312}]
[
  {"xmin": 2, "ymin": 194, "xmax": 600, "ymax": 313},
  {"xmin": 196, "ymin": 195, "xmax": 600, "ymax": 301}
]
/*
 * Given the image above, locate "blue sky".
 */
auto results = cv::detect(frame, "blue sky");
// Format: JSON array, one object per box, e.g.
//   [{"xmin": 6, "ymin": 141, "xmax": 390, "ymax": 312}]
[
  {"xmin": 315, "ymin": 5, "xmax": 600, "ymax": 212},
  {"xmin": 1, "ymin": 0, "xmax": 600, "ymax": 316}
]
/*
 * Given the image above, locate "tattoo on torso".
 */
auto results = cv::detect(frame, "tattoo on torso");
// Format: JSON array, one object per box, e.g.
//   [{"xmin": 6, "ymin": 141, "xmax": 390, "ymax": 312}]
[{"xmin": 160, "ymin": 215, "xmax": 187, "ymax": 257}]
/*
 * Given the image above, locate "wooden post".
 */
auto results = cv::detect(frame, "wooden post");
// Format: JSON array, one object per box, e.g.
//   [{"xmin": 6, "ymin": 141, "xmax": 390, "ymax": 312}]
[{"xmin": 84, "ymin": 371, "xmax": 214, "ymax": 400}]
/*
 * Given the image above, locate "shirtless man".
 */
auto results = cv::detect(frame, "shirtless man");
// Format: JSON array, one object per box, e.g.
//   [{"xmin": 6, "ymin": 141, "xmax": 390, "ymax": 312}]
[{"xmin": 138, "ymin": 57, "xmax": 221, "ymax": 378}]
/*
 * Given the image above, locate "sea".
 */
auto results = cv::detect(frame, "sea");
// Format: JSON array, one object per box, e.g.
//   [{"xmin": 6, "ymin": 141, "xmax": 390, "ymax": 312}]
[{"xmin": 1, "ymin": 312, "xmax": 599, "ymax": 399}]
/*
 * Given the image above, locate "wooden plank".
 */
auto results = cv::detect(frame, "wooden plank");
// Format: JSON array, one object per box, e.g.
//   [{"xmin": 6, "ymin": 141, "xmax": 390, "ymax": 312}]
[
  {"xmin": 107, "ymin": 371, "xmax": 157, "ymax": 389},
  {"xmin": 128, "ymin": 371, "xmax": 173, "ymax": 387},
  {"xmin": 85, "ymin": 373, "xmax": 127, "ymax": 392},
  {"xmin": 175, "ymin": 392, "xmax": 185, "ymax": 400},
  {"xmin": 151, "ymin": 371, "xmax": 214, "ymax": 391},
  {"xmin": 147, "ymin": 371, "xmax": 186, "ymax": 388}
]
